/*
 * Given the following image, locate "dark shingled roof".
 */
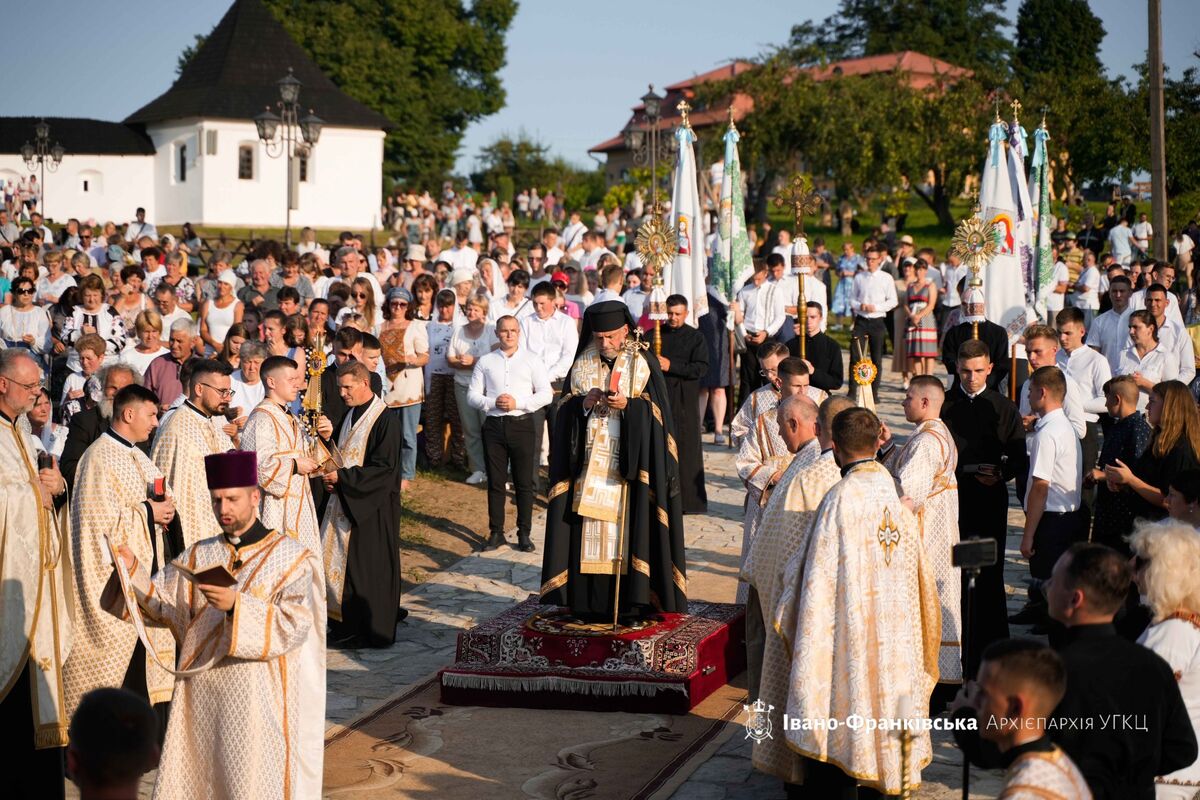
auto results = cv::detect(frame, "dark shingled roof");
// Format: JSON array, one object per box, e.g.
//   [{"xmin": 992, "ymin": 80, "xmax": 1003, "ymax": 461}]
[
  {"xmin": 0, "ymin": 117, "xmax": 154, "ymax": 156},
  {"xmin": 124, "ymin": 0, "xmax": 390, "ymax": 129}
]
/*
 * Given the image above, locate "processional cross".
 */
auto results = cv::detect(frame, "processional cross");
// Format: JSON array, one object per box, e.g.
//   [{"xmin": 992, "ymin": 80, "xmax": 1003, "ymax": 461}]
[{"xmin": 773, "ymin": 174, "xmax": 823, "ymax": 358}]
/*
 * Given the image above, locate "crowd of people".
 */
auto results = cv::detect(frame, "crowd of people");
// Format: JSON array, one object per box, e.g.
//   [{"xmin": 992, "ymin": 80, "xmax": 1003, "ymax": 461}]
[{"xmin": 6, "ymin": 184, "xmax": 1200, "ymax": 800}]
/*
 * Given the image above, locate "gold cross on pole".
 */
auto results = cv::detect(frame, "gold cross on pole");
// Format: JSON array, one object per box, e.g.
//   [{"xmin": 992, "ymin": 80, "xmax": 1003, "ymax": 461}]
[
  {"xmin": 677, "ymin": 99, "xmax": 692, "ymax": 130},
  {"xmin": 1010, "ymin": 98, "xmax": 1022, "ymax": 122},
  {"xmin": 773, "ymin": 173, "xmax": 822, "ymax": 236}
]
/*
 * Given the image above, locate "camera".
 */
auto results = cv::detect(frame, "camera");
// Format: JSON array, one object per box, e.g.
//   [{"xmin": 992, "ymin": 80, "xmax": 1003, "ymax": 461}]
[{"xmin": 952, "ymin": 538, "xmax": 998, "ymax": 570}]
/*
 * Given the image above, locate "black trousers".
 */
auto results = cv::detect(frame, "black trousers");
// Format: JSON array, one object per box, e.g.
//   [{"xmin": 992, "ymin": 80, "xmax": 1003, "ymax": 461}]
[
  {"xmin": 0, "ymin": 663, "xmax": 65, "ymax": 800},
  {"xmin": 1030, "ymin": 509, "xmax": 1087, "ymax": 580},
  {"xmin": 1080, "ymin": 421, "xmax": 1100, "ymax": 519},
  {"xmin": 851, "ymin": 316, "xmax": 887, "ymax": 397},
  {"xmin": 482, "ymin": 413, "xmax": 536, "ymax": 538},
  {"xmin": 787, "ymin": 757, "xmax": 884, "ymax": 799},
  {"xmin": 737, "ymin": 337, "xmax": 764, "ymax": 407},
  {"xmin": 532, "ymin": 380, "xmax": 564, "ymax": 469}
]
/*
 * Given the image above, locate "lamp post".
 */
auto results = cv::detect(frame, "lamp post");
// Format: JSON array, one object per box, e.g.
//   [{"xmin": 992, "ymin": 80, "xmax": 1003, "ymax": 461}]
[
  {"xmin": 255, "ymin": 68, "xmax": 323, "ymax": 249},
  {"xmin": 622, "ymin": 85, "xmax": 677, "ymax": 213},
  {"xmin": 21, "ymin": 119, "xmax": 65, "ymax": 221}
]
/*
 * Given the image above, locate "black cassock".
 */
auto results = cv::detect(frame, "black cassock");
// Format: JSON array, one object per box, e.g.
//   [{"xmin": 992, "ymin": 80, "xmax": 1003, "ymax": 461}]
[
  {"xmin": 329, "ymin": 403, "xmax": 403, "ymax": 647},
  {"xmin": 941, "ymin": 386, "xmax": 1025, "ymax": 677},
  {"xmin": 658, "ymin": 323, "xmax": 709, "ymax": 513},
  {"xmin": 540, "ymin": 349, "xmax": 688, "ymax": 620}
]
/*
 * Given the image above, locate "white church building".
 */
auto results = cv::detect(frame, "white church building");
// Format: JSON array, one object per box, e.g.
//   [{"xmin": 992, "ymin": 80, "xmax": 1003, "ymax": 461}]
[{"xmin": 0, "ymin": 0, "xmax": 389, "ymax": 230}]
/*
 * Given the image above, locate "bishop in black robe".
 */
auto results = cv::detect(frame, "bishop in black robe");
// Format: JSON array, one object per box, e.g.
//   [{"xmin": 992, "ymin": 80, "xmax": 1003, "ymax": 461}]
[
  {"xmin": 323, "ymin": 368, "xmax": 403, "ymax": 648},
  {"xmin": 658, "ymin": 303, "xmax": 709, "ymax": 514},
  {"xmin": 941, "ymin": 381, "xmax": 1025, "ymax": 676},
  {"xmin": 541, "ymin": 301, "xmax": 688, "ymax": 620}
]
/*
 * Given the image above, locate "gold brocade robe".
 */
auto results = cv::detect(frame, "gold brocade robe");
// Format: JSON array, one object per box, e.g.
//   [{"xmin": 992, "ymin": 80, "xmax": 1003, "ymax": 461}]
[
  {"xmin": 239, "ymin": 402, "xmax": 320, "ymax": 556},
  {"xmin": 746, "ymin": 444, "xmax": 840, "ymax": 782},
  {"xmin": 778, "ymin": 461, "xmax": 941, "ymax": 794},
  {"xmin": 321, "ymin": 395, "xmax": 386, "ymax": 619},
  {"xmin": 733, "ymin": 406, "xmax": 790, "ymax": 604},
  {"xmin": 569, "ymin": 342, "xmax": 652, "ymax": 576},
  {"xmin": 730, "ymin": 384, "xmax": 779, "ymax": 449},
  {"xmin": 65, "ymin": 432, "xmax": 175, "ymax": 715},
  {"xmin": 238, "ymin": 400, "xmax": 326, "ymax": 799},
  {"xmin": 102, "ymin": 529, "xmax": 321, "ymax": 800},
  {"xmin": 882, "ymin": 418, "xmax": 963, "ymax": 682},
  {"xmin": 999, "ymin": 745, "xmax": 1093, "ymax": 799},
  {"xmin": 151, "ymin": 402, "xmax": 233, "ymax": 549},
  {"xmin": 0, "ymin": 415, "xmax": 73, "ymax": 748}
]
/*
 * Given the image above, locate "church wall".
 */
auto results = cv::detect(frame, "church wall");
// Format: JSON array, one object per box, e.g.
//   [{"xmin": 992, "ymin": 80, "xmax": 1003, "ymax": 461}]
[{"xmin": 0, "ymin": 153, "xmax": 155, "ymax": 226}]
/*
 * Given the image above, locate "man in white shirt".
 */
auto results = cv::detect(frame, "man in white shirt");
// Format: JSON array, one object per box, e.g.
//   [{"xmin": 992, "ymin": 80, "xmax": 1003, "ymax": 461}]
[
  {"xmin": 1045, "ymin": 249, "xmax": 1069, "ymax": 324},
  {"xmin": 849, "ymin": 245, "xmax": 898, "ymax": 400},
  {"xmin": 468, "ymin": 316, "xmax": 552, "ymax": 552},
  {"xmin": 770, "ymin": 230, "xmax": 792, "ymax": 261},
  {"xmin": 592, "ymin": 263, "xmax": 624, "ymax": 304},
  {"xmin": 541, "ymin": 230, "xmax": 564, "ymax": 267},
  {"xmin": 734, "ymin": 262, "xmax": 771, "ymax": 401},
  {"xmin": 1020, "ymin": 366, "xmax": 1084, "ymax": 581},
  {"xmin": 561, "ymin": 212, "xmax": 587, "ymax": 254},
  {"xmin": 1019, "ymin": 325, "xmax": 1087, "ymax": 440},
  {"xmin": 777, "ymin": 245, "xmax": 829, "ymax": 340},
  {"xmin": 521, "ymin": 281, "xmax": 579, "ymax": 470},
  {"xmin": 940, "ymin": 251, "xmax": 966, "ymax": 323},
  {"xmin": 330, "ymin": 246, "xmax": 384, "ymax": 307},
  {"xmin": 578, "ymin": 231, "xmax": 614, "ymax": 270},
  {"xmin": 445, "ymin": 231, "xmax": 480, "ymax": 275},
  {"xmin": 1140, "ymin": 283, "xmax": 1196, "ymax": 385},
  {"xmin": 1108, "ymin": 218, "xmax": 1136, "ymax": 266},
  {"xmin": 123, "ymin": 207, "xmax": 157, "ymax": 243},
  {"xmin": 1086, "ymin": 274, "xmax": 1132, "ymax": 370},
  {"xmin": 1132, "ymin": 213, "xmax": 1153, "ymax": 253},
  {"xmin": 1070, "ymin": 253, "xmax": 1100, "ymax": 327},
  {"xmin": 1126, "ymin": 262, "xmax": 1184, "ymax": 326},
  {"xmin": 1055, "ymin": 308, "xmax": 1110, "ymax": 515}
]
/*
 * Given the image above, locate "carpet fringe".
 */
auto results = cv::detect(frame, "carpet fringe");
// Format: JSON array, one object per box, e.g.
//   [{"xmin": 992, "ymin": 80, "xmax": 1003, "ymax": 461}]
[{"xmin": 441, "ymin": 672, "xmax": 689, "ymax": 697}]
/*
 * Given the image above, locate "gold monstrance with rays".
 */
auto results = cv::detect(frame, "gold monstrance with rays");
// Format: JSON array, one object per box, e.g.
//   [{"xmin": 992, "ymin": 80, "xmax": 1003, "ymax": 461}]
[
  {"xmin": 774, "ymin": 174, "xmax": 823, "ymax": 359},
  {"xmin": 949, "ymin": 198, "xmax": 998, "ymax": 341}
]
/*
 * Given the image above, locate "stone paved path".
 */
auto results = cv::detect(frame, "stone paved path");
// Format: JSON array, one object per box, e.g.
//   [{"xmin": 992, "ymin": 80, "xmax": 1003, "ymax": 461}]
[{"xmin": 324, "ymin": 364, "xmax": 1030, "ymax": 799}]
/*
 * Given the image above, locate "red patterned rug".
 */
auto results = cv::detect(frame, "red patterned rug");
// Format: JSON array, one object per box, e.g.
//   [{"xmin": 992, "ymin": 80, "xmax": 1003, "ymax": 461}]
[{"xmin": 439, "ymin": 595, "xmax": 746, "ymax": 713}]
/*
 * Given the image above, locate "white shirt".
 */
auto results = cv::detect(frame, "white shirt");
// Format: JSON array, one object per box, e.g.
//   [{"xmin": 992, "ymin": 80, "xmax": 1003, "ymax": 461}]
[
  {"xmin": 942, "ymin": 263, "xmax": 966, "ymax": 306},
  {"xmin": 777, "ymin": 273, "xmax": 829, "ymax": 332},
  {"xmin": 580, "ymin": 248, "xmax": 614, "ymax": 270},
  {"xmin": 1127, "ymin": 288, "xmax": 1184, "ymax": 327},
  {"xmin": 1046, "ymin": 261, "xmax": 1069, "ymax": 312},
  {"xmin": 159, "ymin": 307, "xmax": 192, "ymax": 333},
  {"xmin": 561, "ymin": 222, "xmax": 586, "ymax": 252},
  {"xmin": 124, "ymin": 220, "xmax": 158, "ymax": 242},
  {"xmin": 520, "ymin": 311, "xmax": 578, "ymax": 383},
  {"xmin": 736, "ymin": 280, "xmax": 766, "ymax": 335},
  {"xmin": 467, "ymin": 348, "xmax": 553, "ymax": 416},
  {"xmin": 229, "ymin": 373, "xmax": 265, "ymax": 417},
  {"xmin": 119, "ymin": 344, "xmax": 169, "ymax": 376},
  {"xmin": 593, "ymin": 288, "xmax": 622, "ymax": 304},
  {"xmin": 1020, "ymin": 371, "xmax": 1087, "ymax": 439},
  {"xmin": 544, "ymin": 245, "xmax": 565, "ymax": 266},
  {"xmin": 445, "ymin": 246, "xmax": 479, "ymax": 274},
  {"xmin": 1086, "ymin": 307, "xmax": 1129, "ymax": 371},
  {"xmin": 624, "ymin": 288, "xmax": 647, "ymax": 322},
  {"xmin": 1132, "ymin": 220, "xmax": 1153, "ymax": 249},
  {"xmin": 1154, "ymin": 316, "xmax": 1197, "ymax": 385},
  {"xmin": 487, "ymin": 295, "xmax": 535, "ymax": 324},
  {"xmin": 1071, "ymin": 265, "xmax": 1100, "ymax": 311},
  {"xmin": 1027, "ymin": 407, "xmax": 1082, "ymax": 513},
  {"xmin": 850, "ymin": 269, "xmax": 898, "ymax": 318},
  {"xmin": 1056, "ymin": 346, "xmax": 1111, "ymax": 422},
  {"xmin": 1116, "ymin": 343, "xmax": 1180, "ymax": 409},
  {"xmin": 755, "ymin": 278, "xmax": 788, "ymax": 336}
]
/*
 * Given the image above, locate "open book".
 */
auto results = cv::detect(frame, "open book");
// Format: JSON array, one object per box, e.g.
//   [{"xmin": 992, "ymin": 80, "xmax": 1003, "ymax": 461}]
[{"xmin": 173, "ymin": 562, "xmax": 238, "ymax": 588}]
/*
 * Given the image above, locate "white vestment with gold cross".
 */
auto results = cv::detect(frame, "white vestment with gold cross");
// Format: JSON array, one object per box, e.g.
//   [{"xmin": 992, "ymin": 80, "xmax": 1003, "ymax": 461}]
[
  {"xmin": 239, "ymin": 399, "xmax": 326, "ymax": 799},
  {"xmin": 65, "ymin": 432, "xmax": 176, "ymax": 715},
  {"xmin": 746, "ymin": 443, "xmax": 840, "ymax": 782},
  {"xmin": 151, "ymin": 403, "xmax": 233, "ymax": 548},
  {"xmin": 0, "ymin": 414, "xmax": 73, "ymax": 748},
  {"xmin": 733, "ymin": 405, "xmax": 790, "ymax": 604},
  {"xmin": 101, "ymin": 529, "xmax": 321, "ymax": 800},
  {"xmin": 882, "ymin": 418, "xmax": 962, "ymax": 682},
  {"xmin": 778, "ymin": 460, "xmax": 941, "ymax": 794}
]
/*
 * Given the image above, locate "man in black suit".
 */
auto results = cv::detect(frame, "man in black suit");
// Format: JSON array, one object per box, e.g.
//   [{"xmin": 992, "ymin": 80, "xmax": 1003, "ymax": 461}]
[
  {"xmin": 60, "ymin": 363, "xmax": 147, "ymax": 490},
  {"xmin": 787, "ymin": 301, "xmax": 843, "ymax": 393}
]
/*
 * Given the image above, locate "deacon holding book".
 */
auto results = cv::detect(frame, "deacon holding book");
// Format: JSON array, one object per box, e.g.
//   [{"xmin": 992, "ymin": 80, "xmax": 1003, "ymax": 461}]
[
  {"xmin": 64, "ymin": 384, "xmax": 177, "ymax": 723},
  {"xmin": 320, "ymin": 360, "xmax": 403, "ymax": 647},
  {"xmin": 103, "ymin": 450, "xmax": 323, "ymax": 800},
  {"xmin": 540, "ymin": 300, "xmax": 688, "ymax": 622}
]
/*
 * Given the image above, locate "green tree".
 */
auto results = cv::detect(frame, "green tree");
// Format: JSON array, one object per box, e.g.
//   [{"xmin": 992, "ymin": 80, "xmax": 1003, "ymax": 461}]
[
  {"xmin": 1013, "ymin": 0, "xmax": 1103, "ymax": 86},
  {"xmin": 260, "ymin": 0, "xmax": 517, "ymax": 186},
  {"xmin": 789, "ymin": 0, "xmax": 1012, "ymax": 77},
  {"xmin": 469, "ymin": 133, "xmax": 558, "ymax": 194}
]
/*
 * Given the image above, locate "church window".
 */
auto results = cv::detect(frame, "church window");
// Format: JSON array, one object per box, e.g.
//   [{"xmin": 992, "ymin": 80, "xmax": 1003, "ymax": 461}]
[{"xmin": 238, "ymin": 145, "xmax": 254, "ymax": 180}]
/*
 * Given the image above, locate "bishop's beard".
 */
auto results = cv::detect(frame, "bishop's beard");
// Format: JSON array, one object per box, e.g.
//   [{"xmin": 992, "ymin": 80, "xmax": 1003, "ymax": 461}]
[{"xmin": 97, "ymin": 398, "xmax": 113, "ymax": 421}]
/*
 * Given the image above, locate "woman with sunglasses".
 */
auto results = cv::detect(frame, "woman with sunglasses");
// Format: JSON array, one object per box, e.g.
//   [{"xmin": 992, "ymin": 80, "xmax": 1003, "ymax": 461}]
[
  {"xmin": 336, "ymin": 276, "xmax": 381, "ymax": 336},
  {"xmin": 380, "ymin": 287, "xmax": 429, "ymax": 491},
  {"xmin": 0, "ymin": 275, "xmax": 52, "ymax": 367}
]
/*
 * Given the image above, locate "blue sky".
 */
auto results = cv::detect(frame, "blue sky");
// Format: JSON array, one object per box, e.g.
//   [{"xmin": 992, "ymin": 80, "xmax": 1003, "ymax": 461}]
[{"xmin": 2, "ymin": 0, "xmax": 1195, "ymax": 176}]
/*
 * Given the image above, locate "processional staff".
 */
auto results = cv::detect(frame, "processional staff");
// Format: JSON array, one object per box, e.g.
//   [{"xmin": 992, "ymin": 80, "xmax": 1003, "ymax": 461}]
[{"xmin": 774, "ymin": 174, "xmax": 823, "ymax": 361}]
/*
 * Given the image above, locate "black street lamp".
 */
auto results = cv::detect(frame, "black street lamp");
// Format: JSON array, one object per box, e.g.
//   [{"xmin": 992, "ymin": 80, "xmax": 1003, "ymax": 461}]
[
  {"xmin": 21, "ymin": 119, "xmax": 65, "ymax": 220},
  {"xmin": 255, "ymin": 68, "xmax": 323, "ymax": 248},
  {"xmin": 621, "ymin": 85, "xmax": 676, "ymax": 210}
]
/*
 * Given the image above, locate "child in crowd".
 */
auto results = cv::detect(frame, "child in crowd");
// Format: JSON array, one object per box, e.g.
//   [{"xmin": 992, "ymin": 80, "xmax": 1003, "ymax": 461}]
[{"xmin": 61, "ymin": 333, "xmax": 105, "ymax": 423}]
